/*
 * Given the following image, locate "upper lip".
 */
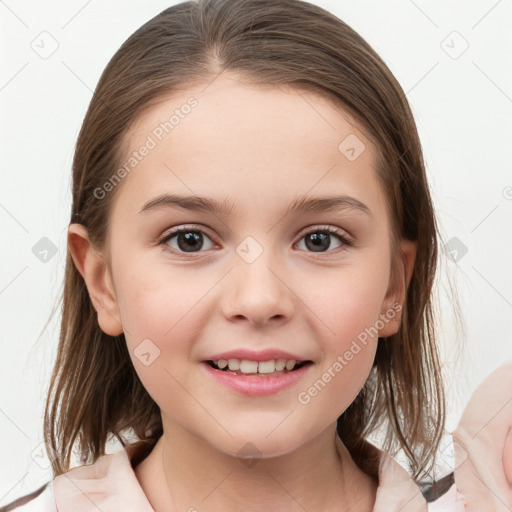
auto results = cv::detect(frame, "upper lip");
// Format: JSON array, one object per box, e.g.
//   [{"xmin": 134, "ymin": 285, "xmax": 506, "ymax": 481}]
[{"xmin": 205, "ymin": 349, "xmax": 309, "ymax": 363}]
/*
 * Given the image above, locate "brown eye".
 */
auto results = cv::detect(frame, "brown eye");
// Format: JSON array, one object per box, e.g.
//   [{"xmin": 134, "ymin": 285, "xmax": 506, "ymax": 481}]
[
  {"xmin": 160, "ymin": 227, "xmax": 215, "ymax": 254},
  {"xmin": 304, "ymin": 232, "xmax": 334, "ymax": 252},
  {"xmin": 296, "ymin": 227, "xmax": 351, "ymax": 253}
]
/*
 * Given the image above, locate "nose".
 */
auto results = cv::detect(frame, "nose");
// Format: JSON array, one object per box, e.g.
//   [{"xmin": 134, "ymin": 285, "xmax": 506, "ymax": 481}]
[{"xmin": 220, "ymin": 249, "xmax": 295, "ymax": 328}]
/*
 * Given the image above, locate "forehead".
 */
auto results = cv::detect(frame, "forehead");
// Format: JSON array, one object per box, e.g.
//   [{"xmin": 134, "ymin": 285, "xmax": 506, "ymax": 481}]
[
  {"xmin": 125, "ymin": 74, "xmax": 370, "ymax": 160},
  {"xmin": 115, "ymin": 74, "xmax": 387, "ymax": 222}
]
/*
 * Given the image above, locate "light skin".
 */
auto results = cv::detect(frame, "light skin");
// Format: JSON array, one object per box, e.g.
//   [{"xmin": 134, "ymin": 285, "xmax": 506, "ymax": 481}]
[{"xmin": 68, "ymin": 74, "xmax": 416, "ymax": 511}]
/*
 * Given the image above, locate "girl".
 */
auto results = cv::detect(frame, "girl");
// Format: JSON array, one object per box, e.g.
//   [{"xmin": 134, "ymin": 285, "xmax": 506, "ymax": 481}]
[{"xmin": 4, "ymin": 0, "xmax": 498, "ymax": 509}]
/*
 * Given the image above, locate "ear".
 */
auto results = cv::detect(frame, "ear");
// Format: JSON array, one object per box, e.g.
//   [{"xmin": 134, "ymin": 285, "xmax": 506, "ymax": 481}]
[
  {"xmin": 378, "ymin": 239, "xmax": 417, "ymax": 338},
  {"xmin": 67, "ymin": 223, "xmax": 123, "ymax": 336}
]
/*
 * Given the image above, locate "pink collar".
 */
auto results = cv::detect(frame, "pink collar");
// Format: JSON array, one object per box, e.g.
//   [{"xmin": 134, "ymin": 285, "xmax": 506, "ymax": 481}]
[
  {"xmin": 52, "ymin": 438, "xmax": 428, "ymax": 512},
  {"xmin": 53, "ymin": 444, "xmax": 154, "ymax": 512}
]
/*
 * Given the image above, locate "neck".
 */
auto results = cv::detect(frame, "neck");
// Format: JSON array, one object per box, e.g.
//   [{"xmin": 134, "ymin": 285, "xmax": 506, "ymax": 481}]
[{"xmin": 134, "ymin": 422, "xmax": 377, "ymax": 512}]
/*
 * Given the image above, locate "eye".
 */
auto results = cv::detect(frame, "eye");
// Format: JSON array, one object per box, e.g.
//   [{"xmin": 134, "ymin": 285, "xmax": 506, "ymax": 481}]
[
  {"xmin": 295, "ymin": 226, "xmax": 352, "ymax": 253},
  {"xmin": 158, "ymin": 224, "xmax": 352, "ymax": 256},
  {"xmin": 159, "ymin": 226, "xmax": 215, "ymax": 254}
]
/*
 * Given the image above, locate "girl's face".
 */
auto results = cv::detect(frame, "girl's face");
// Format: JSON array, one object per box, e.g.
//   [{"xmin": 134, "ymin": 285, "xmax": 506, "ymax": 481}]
[{"xmin": 76, "ymin": 74, "xmax": 415, "ymax": 458}]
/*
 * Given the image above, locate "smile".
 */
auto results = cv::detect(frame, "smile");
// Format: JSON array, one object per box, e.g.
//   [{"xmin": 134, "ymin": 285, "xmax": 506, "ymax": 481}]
[
  {"xmin": 202, "ymin": 359, "xmax": 313, "ymax": 396},
  {"xmin": 207, "ymin": 358, "xmax": 310, "ymax": 375}
]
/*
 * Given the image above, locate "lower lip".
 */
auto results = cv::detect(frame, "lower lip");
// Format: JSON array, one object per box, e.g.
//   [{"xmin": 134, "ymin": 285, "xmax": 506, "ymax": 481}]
[{"xmin": 201, "ymin": 362, "xmax": 312, "ymax": 396}]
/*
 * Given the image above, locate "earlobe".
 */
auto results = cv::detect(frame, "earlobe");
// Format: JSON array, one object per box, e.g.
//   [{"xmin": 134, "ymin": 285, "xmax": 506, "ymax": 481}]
[
  {"xmin": 378, "ymin": 238, "xmax": 417, "ymax": 338},
  {"xmin": 67, "ymin": 223, "xmax": 123, "ymax": 336}
]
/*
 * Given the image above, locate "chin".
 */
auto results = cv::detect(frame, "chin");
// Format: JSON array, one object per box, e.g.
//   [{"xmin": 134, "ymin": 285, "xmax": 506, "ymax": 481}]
[{"xmin": 204, "ymin": 427, "xmax": 313, "ymax": 462}]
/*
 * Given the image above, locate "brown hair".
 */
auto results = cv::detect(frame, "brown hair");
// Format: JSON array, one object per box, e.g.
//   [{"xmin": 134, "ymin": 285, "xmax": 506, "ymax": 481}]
[{"xmin": 44, "ymin": 0, "xmax": 446, "ymax": 482}]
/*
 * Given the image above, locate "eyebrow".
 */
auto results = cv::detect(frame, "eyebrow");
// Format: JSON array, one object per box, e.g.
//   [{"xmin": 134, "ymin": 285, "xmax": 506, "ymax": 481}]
[{"xmin": 138, "ymin": 193, "xmax": 372, "ymax": 218}]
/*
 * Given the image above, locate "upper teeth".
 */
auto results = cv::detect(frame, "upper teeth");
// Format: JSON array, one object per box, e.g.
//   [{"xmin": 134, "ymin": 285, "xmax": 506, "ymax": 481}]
[{"xmin": 214, "ymin": 358, "xmax": 298, "ymax": 374}]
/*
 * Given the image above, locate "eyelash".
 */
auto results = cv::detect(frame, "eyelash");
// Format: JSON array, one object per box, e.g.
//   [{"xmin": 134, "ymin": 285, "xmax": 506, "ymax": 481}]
[{"xmin": 157, "ymin": 224, "xmax": 353, "ymax": 257}]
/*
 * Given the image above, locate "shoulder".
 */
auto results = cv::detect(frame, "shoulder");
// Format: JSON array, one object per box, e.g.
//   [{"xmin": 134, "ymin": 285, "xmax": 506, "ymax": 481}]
[
  {"xmin": 2, "ymin": 443, "xmax": 154, "ymax": 512},
  {"xmin": 426, "ymin": 483, "xmax": 466, "ymax": 511},
  {"xmin": 52, "ymin": 444, "xmax": 154, "ymax": 512},
  {"xmin": 421, "ymin": 475, "xmax": 466, "ymax": 511},
  {"xmin": 363, "ymin": 439, "xmax": 465, "ymax": 511},
  {"xmin": 356, "ymin": 437, "xmax": 428, "ymax": 511},
  {"xmin": 371, "ymin": 444, "xmax": 429, "ymax": 512},
  {"xmin": 0, "ymin": 482, "xmax": 56, "ymax": 512}
]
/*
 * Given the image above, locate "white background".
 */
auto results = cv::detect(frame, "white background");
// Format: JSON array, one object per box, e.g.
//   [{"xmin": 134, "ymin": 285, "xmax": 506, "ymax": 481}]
[{"xmin": 1, "ymin": 0, "xmax": 511, "ymax": 505}]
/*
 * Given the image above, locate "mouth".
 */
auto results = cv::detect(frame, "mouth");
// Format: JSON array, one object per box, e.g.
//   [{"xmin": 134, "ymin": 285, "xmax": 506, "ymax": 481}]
[{"xmin": 205, "ymin": 358, "xmax": 313, "ymax": 377}]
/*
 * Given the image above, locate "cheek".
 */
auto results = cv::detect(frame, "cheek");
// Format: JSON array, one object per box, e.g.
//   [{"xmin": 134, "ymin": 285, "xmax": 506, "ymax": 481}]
[
  {"xmin": 113, "ymin": 255, "xmax": 216, "ymax": 369},
  {"xmin": 114, "ymin": 255, "xmax": 208, "ymax": 344},
  {"xmin": 305, "ymin": 261, "xmax": 390, "ymax": 345},
  {"xmin": 114, "ymin": 263, "xmax": 208, "ymax": 425},
  {"xmin": 292, "ymin": 264, "xmax": 388, "ymax": 416}
]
